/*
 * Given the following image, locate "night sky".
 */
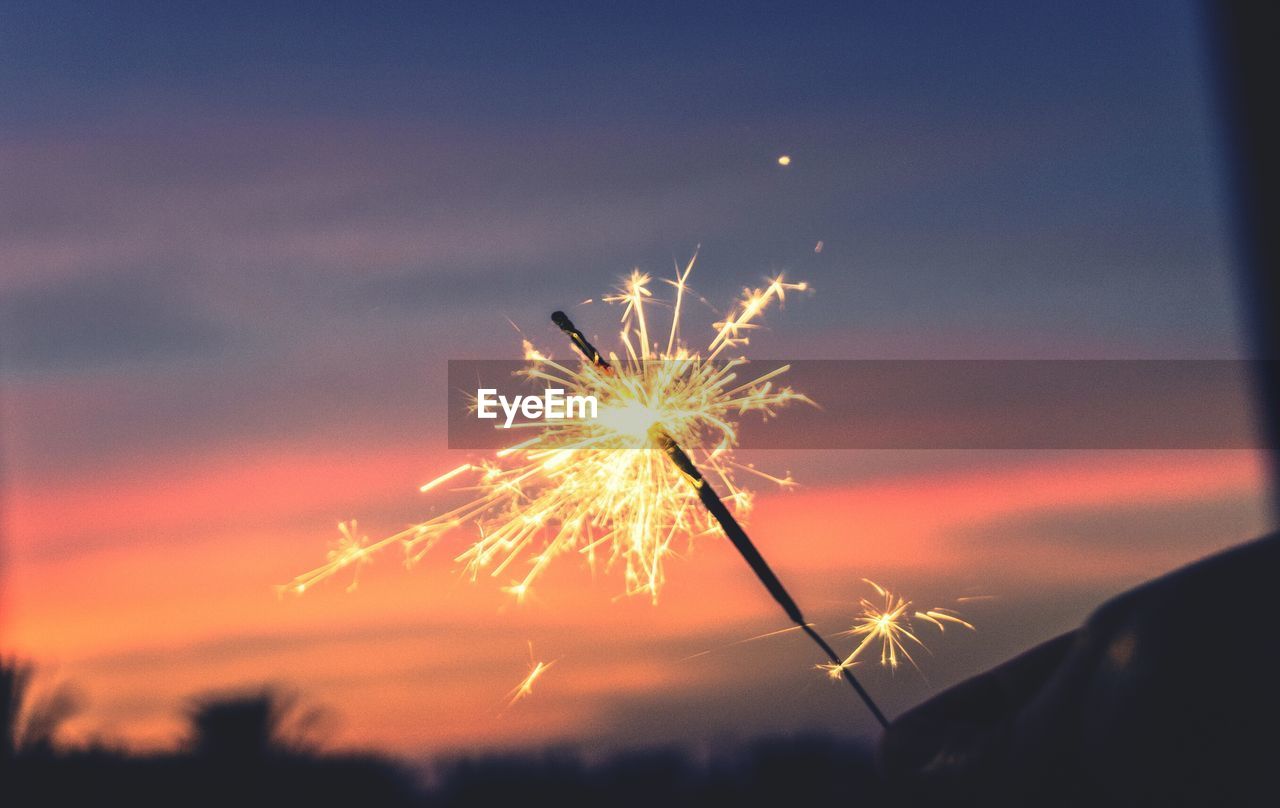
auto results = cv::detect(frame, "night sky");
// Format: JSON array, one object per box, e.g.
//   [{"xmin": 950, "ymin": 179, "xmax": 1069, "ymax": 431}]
[{"xmin": 2, "ymin": 1, "xmax": 1271, "ymax": 759}]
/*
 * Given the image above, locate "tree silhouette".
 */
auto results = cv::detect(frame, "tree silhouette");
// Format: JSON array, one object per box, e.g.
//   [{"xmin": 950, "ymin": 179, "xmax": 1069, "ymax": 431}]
[
  {"xmin": 1, "ymin": 657, "xmax": 80, "ymax": 764},
  {"xmin": 187, "ymin": 688, "xmax": 323, "ymax": 761}
]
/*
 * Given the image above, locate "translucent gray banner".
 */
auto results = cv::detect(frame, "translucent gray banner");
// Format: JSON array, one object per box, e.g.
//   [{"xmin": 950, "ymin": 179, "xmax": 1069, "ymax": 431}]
[{"xmin": 447, "ymin": 360, "xmax": 1270, "ymax": 450}]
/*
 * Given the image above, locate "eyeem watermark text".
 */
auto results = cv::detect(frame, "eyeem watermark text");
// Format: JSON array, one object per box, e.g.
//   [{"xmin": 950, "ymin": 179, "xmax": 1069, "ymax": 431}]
[
  {"xmin": 451, "ymin": 359, "xmax": 1269, "ymax": 449},
  {"xmin": 476, "ymin": 387, "xmax": 598, "ymax": 428}
]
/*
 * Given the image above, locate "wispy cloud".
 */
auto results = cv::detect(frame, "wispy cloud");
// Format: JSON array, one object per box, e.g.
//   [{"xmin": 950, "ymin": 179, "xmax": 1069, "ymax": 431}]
[{"xmin": 0, "ymin": 267, "xmax": 225, "ymax": 371}]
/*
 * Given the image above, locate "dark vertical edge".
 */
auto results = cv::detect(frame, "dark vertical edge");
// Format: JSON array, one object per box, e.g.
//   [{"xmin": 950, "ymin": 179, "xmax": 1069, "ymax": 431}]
[{"xmin": 1204, "ymin": 1, "xmax": 1280, "ymax": 515}]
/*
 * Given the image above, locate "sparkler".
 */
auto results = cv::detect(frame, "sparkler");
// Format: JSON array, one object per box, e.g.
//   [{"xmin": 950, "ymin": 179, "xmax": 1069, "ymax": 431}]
[
  {"xmin": 548, "ymin": 306, "xmax": 888, "ymax": 727},
  {"xmin": 821, "ymin": 580, "xmax": 975, "ymax": 679},
  {"xmin": 284, "ymin": 255, "xmax": 890, "ymax": 727},
  {"xmin": 284, "ymin": 257, "xmax": 807, "ymax": 601}
]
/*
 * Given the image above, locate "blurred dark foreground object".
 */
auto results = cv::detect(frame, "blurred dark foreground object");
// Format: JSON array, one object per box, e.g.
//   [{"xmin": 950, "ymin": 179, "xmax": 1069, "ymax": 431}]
[
  {"xmin": 881, "ymin": 2, "xmax": 1280, "ymax": 800},
  {"xmin": 880, "ymin": 531, "xmax": 1280, "ymax": 807}
]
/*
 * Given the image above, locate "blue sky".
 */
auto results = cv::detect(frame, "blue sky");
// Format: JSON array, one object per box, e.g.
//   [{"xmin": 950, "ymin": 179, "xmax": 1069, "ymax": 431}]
[{"xmin": 2, "ymin": 0, "xmax": 1243, "ymax": 371}]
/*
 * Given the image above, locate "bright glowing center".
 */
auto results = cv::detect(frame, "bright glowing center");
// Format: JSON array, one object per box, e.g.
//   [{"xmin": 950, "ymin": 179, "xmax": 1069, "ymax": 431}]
[{"xmin": 597, "ymin": 398, "xmax": 665, "ymax": 443}]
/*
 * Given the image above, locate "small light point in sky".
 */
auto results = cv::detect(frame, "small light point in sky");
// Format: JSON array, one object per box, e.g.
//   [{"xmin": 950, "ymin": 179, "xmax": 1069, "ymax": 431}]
[
  {"xmin": 814, "ymin": 240, "xmax": 824, "ymax": 253},
  {"xmin": 777, "ymin": 154, "xmax": 791, "ymax": 166}
]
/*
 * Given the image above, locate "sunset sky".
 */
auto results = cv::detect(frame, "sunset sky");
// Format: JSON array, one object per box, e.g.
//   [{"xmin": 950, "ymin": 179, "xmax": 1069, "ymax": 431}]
[{"xmin": 2, "ymin": 0, "xmax": 1274, "ymax": 761}]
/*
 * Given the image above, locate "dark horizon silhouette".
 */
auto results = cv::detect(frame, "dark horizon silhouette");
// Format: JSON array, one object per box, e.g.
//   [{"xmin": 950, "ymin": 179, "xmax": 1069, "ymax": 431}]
[
  {"xmin": 3, "ymin": 664, "xmax": 884, "ymax": 807},
  {"xmin": 8, "ymin": 533, "xmax": 1280, "ymax": 806}
]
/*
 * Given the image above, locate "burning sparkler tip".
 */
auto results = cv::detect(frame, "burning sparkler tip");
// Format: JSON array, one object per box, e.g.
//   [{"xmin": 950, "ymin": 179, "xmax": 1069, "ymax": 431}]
[{"xmin": 293, "ymin": 256, "xmax": 810, "ymax": 610}]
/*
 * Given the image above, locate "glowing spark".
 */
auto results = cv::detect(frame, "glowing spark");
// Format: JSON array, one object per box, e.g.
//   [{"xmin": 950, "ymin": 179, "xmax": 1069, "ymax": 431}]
[
  {"xmin": 280, "ymin": 520, "xmax": 373, "ymax": 596},
  {"xmin": 914, "ymin": 608, "xmax": 975, "ymax": 632},
  {"xmin": 818, "ymin": 660, "xmax": 860, "ymax": 680},
  {"xmin": 419, "ymin": 463, "xmax": 474, "ymax": 493},
  {"xmin": 681, "ymin": 623, "xmax": 810, "ymax": 661},
  {"xmin": 284, "ymin": 253, "xmax": 811, "ymax": 602},
  {"xmin": 777, "ymin": 155, "xmax": 792, "ymax": 166},
  {"xmin": 507, "ymin": 645, "xmax": 556, "ymax": 707},
  {"xmin": 825, "ymin": 580, "xmax": 976, "ymax": 677}
]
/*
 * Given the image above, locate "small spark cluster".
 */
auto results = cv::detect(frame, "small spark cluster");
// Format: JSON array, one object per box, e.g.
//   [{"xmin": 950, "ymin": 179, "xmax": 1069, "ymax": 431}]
[
  {"xmin": 507, "ymin": 644, "xmax": 557, "ymax": 709},
  {"xmin": 820, "ymin": 580, "xmax": 975, "ymax": 679}
]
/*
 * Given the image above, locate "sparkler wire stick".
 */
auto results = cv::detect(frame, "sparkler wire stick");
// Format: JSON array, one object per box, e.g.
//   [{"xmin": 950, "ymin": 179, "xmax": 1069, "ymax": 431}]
[{"xmin": 551, "ymin": 311, "xmax": 890, "ymax": 729}]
